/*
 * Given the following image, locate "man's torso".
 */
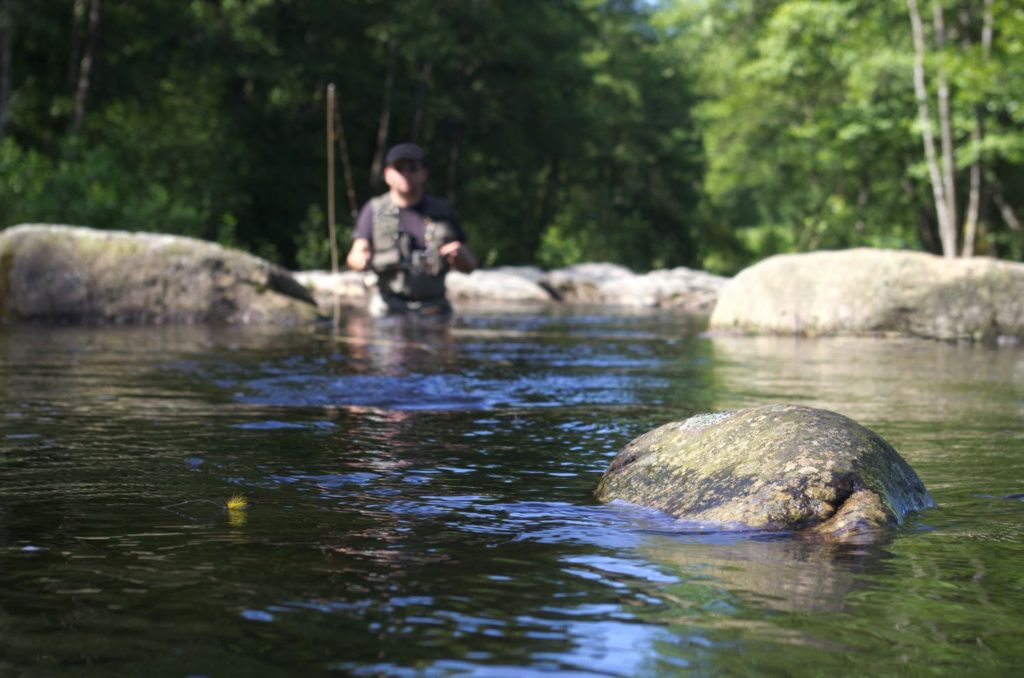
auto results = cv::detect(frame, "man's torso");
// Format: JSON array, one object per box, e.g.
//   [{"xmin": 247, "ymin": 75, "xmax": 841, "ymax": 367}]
[
  {"xmin": 353, "ymin": 194, "xmax": 463, "ymax": 249},
  {"xmin": 353, "ymin": 193, "xmax": 464, "ymax": 306}
]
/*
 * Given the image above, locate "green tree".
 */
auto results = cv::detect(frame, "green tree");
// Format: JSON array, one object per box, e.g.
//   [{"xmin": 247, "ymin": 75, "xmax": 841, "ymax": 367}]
[
  {"xmin": 661, "ymin": 0, "xmax": 1024, "ymax": 268},
  {"xmin": 2, "ymin": 0, "xmax": 710, "ymax": 271},
  {"xmin": 6, "ymin": 0, "xmax": 1019, "ymax": 272}
]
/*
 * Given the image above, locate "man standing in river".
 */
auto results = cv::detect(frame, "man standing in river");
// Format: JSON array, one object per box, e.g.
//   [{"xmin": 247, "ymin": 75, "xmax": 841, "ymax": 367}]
[{"xmin": 346, "ymin": 142, "xmax": 476, "ymax": 316}]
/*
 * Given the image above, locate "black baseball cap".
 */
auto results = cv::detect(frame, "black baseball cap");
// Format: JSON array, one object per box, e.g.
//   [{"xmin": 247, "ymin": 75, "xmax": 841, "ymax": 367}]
[{"xmin": 384, "ymin": 142, "xmax": 425, "ymax": 167}]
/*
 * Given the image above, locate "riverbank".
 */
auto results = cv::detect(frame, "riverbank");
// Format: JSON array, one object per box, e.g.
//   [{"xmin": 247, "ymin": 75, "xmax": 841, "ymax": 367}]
[{"xmin": 5, "ymin": 225, "xmax": 1024, "ymax": 342}]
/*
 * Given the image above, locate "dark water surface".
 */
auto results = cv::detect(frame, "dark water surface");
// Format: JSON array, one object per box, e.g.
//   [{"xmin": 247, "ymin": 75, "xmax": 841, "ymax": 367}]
[{"xmin": 2, "ymin": 309, "xmax": 1023, "ymax": 676}]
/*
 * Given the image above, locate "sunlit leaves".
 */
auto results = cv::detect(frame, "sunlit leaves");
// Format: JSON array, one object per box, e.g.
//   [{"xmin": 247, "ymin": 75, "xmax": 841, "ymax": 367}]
[{"xmin": 666, "ymin": 0, "xmax": 1024, "ymax": 263}]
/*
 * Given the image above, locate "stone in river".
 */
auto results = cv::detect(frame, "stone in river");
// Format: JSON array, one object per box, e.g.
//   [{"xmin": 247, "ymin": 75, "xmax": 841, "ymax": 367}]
[{"xmin": 596, "ymin": 404, "xmax": 935, "ymax": 541}]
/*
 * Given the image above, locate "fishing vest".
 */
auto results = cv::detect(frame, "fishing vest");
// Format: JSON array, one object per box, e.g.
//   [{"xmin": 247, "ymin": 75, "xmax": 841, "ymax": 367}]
[{"xmin": 369, "ymin": 194, "xmax": 457, "ymax": 301}]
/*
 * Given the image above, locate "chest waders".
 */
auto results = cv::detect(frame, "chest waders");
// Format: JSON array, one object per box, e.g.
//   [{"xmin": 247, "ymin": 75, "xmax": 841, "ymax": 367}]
[{"xmin": 369, "ymin": 195, "xmax": 457, "ymax": 315}]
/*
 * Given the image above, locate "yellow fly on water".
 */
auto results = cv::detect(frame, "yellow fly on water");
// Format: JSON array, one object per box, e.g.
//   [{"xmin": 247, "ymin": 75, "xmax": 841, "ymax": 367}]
[{"xmin": 225, "ymin": 494, "xmax": 249, "ymax": 510}]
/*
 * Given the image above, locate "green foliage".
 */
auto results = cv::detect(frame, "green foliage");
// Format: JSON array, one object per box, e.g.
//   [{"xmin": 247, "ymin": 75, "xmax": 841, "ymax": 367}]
[
  {"xmin": 537, "ymin": 219, "xmax": 587, "ymax": 271},
  {"xmin": 685, "ymin": 2, "xmax": 921, "ymax": 261},
  {"xmin": 293, "ymin": 204, "xmax": 332, "ymax": 272},
  {"xmin": 0, "ymin": 139, "xmax": 49, "ymax": 226},
  {"xmin": 668, "ymin": 0, "xmax": 1024, "ymax": 266},
  {"xmin": 1, "ymin": 0, "xmax": 1022, "ymax": 272}
]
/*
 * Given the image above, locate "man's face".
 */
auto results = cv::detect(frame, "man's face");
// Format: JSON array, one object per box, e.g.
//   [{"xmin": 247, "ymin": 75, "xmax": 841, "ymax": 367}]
[{"xmin": 384, "ymin": 159, "xmax": 427, "ymax": 196}]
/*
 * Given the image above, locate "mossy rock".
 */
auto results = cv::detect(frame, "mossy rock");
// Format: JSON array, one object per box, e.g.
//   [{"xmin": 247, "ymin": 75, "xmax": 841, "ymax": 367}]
[
  {"xmin": 0, "ymin": 224, "xmax": 318, "ymax": 325},
  {"xmin": 596, "ymin": 404, "xmax": 935, "ymax": 541}
]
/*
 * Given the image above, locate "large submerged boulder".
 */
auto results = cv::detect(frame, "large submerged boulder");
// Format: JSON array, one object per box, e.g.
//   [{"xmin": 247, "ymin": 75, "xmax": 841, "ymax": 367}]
[
  {"xmin": 0, "ymin": 224, "xmax": 318, "ymax": 324},
  {"xmin": 710, "ymin": 248, "xmax": 1024, "ymax": 341},
  {"xmin": 596, "ymin": 404, "xmax": 935, "ymax": 541}
]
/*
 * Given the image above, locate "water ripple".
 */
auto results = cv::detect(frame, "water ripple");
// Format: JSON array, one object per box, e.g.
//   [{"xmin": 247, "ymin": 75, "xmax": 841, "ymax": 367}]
[{"xmin": 231, "ymin": 372, "xmax": 669, "ymax": 411}]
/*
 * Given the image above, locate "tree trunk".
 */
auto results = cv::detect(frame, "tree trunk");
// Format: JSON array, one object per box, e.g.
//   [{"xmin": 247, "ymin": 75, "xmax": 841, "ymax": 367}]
[
  {"xmin": 446, "ymin": 131, "xmax": 461, "ymax": 206},
  {"xmin": 962, "ymin": 119, "xmax": 982, "ymax": 257},
  {"xmin": 907, "ymin": 0, "xmax": 955, "ymax": 258},
  {"xmin": 0, "ymin": 0, "xmax": 11, "ymax": 139},
  {"xmin": 961, "ymin": 0, "xmax": 994, "ymax": 257},
  {"xmin": 932, "ymin": 2, "xmax": 958, "ymax": 254},
  {"xmin": 536, "ymin": 156, "xmax": 561, "ymax": 233},
  {"xmin": 368, "ymin": 40, "xmax": 396, "ymax": 188},
  {"xmin": 67, "ymin": 0, "xmax": 87, "ymax": 95},
  {"xmin": 903, "ymin": 178, "xmax": 941, "ymax": 254},
  {"xmin": 333, "ymin": 91, "xmax": 359, "ymax": 222},
  {"xmin": 326, "ymin": 84, "xmax": 338, "ymax": 274},
  {"xmin": 992, "ymin": 183, "xmax": 1022, "ymax": 233},
  {"xmin": 411, "ymin": 60, "xmax": 431, "ymax": 143},
  {"xmin": 71, "ymin": 0, "xmax": 101, "ymax": 132}
]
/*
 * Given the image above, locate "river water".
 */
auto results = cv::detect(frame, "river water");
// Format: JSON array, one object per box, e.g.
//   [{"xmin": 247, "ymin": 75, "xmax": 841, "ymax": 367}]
[{"xmin": 1, "ymin": 308, "xmax": 1022, "ymax": 676}]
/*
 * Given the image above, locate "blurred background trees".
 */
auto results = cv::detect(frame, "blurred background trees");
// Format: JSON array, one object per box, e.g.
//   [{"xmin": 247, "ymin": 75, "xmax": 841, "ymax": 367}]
[{"xmin": 1, "ymin": 0, "xmax": 1021, "ymax": 273}]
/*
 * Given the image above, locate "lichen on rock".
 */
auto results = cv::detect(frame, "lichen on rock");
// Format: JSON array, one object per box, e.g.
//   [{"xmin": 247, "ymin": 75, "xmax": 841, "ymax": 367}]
[{"xmin": 596, "ymin": 404, "xmax": 935, "ymax": 541}]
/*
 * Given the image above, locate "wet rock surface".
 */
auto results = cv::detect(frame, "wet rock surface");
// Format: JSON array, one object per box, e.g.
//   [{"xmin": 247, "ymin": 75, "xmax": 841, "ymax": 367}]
[
  {"xmin": 596, "ymin": 404, "xmax": 935, "ymax": 541},
  {"xmin": 0, "ymin": 224, "xmax": 317, "ymax": 325}
]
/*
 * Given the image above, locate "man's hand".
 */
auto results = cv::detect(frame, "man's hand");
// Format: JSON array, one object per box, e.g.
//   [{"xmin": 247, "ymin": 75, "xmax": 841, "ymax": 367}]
[
  {"xmin": 440, "ymin": 241, "xmax": 477, "ymax": 273},
  {"xmin": 346, "ymin": 238, "xmax": 371, "ymax": 271}
]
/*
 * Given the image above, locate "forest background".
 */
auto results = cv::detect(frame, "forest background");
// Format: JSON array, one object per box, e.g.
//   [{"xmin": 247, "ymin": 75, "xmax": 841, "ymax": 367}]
[{"xmin": 1, "ymin": 0, "xmax": 1021, "ymax": 274}]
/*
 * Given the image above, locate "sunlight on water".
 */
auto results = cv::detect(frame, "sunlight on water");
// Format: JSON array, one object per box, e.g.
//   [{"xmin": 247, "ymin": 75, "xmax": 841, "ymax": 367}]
[{"xmin": 1, "ymin": 312, "xmax": 1023, "ymax": 675}]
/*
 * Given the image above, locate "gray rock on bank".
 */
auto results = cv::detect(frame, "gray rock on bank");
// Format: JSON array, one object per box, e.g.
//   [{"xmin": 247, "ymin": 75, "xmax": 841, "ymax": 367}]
[
  {"xmin": 292, "ymin": 270, "xmax": 371, "ymax": 309},
  {"xmin": 543, "ymin": 262, "xmax": 635, "ymax": 303},
  {"xmin": 0, "ymin": 224, "xmax": 318, "ymax": 324},
  {"xmin": 596, "ymin": 404, "xmax": 935, "ymax": 542},
  {"xmin": 595, "ymin": 267, "xmax": 727, "ymax": 313},
  {"xmin": 446, "ymin": 269, "xmax": 554, "ymax": 304},
  {"xmin": 710, "ymin": 248, "xmax": 1024, "ymax": 341},
  {"xmin": 297, "ymin": 262, "xmax": 727, "ymax": 312},
  {"xmin": 292, "ymin": 268, "xmax": 556, "ymax": 308}
]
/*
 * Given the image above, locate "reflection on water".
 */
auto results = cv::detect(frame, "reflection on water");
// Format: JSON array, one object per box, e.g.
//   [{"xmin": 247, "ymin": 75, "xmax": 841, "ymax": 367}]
[
  {"xmin": 640, "ymin": 533, "xmax": 870, "ymax": 614},
  {"xmin": 1, "ymin": 311, "xmax": 1023, "ymax": 675},
  {"xmin": 708, "ymin": 335, "xmax": 1024, "ymax": 424}
]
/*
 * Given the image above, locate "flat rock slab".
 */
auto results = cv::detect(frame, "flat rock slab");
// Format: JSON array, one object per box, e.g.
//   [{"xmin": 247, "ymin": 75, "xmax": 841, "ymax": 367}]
[
  {"xmin": 596, "ymin": 404, "xmax": 935, "ymax": 541},
  {"xmin": 710, "ymin": 248, "xmax": 1024, "ymax": 341},
  {"xmin": 0, "ymin": 224, "xmax": 317, "ymax": 325}
]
